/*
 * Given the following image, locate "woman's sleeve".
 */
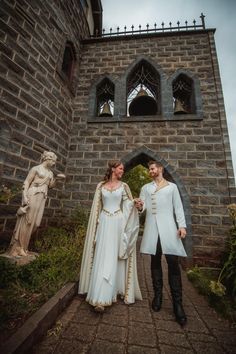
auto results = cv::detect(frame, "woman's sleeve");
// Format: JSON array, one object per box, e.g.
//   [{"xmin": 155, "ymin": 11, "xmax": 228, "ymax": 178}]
[
  {"xmin": 122, "ymin": 184, "xmax": 135, "ymax": 223},
  {"xmin": 119, "ymin": 184, "xmax": 139, "ymax": 259},
  {"xmin": 78, "ymin": 183, "xmax": 102, "ymax": 294},
  {"xmin": 138, "ymin": 185, "xmax": 146, "ymax": 213}
]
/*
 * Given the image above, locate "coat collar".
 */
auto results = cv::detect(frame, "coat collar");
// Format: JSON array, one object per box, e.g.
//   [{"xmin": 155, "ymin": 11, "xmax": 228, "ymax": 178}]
[{"xmin": 151, "ymin": 179, "xmax": 169, "ymax": 193}]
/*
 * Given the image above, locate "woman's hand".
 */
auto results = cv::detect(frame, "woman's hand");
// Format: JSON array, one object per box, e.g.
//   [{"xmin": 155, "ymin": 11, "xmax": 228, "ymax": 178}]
[{"xmin": 134, "ymin": 198, "xmax": 143, "ymax": 211}]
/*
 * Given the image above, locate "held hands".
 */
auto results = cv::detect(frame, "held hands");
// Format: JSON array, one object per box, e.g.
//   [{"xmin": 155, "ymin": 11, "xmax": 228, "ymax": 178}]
[
  {"xmin": 134, "ymin": 198, "xmax": 144, "ymax": 211},
  {"xmin": 178, "ymin": 228, "xmax": 187, "ymax": 239}
]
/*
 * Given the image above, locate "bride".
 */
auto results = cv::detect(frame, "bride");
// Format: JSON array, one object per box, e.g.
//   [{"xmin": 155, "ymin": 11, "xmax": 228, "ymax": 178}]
[{"xmin": 78, "ymin": 160, "xmax": 142, "ymax": 312}]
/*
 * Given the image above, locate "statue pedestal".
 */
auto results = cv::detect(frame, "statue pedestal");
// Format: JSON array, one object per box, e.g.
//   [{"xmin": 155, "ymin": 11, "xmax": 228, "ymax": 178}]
[{"xmin": 0, "ymin": 252, "xmax": 38, "ymax": 266}]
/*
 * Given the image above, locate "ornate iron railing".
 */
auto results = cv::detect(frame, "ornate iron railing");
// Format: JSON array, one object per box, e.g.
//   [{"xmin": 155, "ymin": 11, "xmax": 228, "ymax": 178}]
[{"xmin": 93, "ymin": 13, "xmax": 206, "ymax": 38}]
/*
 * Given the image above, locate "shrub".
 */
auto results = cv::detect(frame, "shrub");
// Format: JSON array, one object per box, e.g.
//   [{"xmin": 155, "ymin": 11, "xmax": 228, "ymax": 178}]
[
  {"xmin": 218, "ymin": 204, "xmax": 236, "ymax": 296},
  {"xmin": 0, "ymin": 185, "xmax": 21, "ymax": 203},
  {"xmin": 123, "ymin": 164, "xmax": 151, "ymax": 198},
  {"xmin": 0, "ymin": 206, "xmax": 88, "ymax": 336},
  {"xmin": 187, "ymin": 203, "xmax": 236, "ymax": 322},
  {"xmin": 0, "ymin": 258, "xmax": 19, "ymax": 289}
]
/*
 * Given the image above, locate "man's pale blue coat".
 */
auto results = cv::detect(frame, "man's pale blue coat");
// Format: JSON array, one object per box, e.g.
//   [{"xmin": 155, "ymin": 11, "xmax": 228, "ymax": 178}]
[{"xmin": 139, "ymin": 180, "xmax": 187, "ymax": 257}]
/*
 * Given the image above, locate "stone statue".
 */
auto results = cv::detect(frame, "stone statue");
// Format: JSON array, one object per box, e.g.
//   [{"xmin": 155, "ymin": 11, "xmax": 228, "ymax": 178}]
[{"xmin": 7, "ymin": 151, "xmax": 65, "ymax": 258}]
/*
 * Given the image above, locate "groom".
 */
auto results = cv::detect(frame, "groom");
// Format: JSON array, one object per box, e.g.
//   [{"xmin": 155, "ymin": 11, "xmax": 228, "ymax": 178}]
[{"xmin": 135, "ymin": 161, "xmax": 187, "ymax": 326}]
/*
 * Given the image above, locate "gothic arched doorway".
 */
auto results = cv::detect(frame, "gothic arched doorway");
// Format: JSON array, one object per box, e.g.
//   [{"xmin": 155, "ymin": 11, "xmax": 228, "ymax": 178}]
[{"xmin": 121, "ymin": 146, "xmax": 192, "ymax": 258}]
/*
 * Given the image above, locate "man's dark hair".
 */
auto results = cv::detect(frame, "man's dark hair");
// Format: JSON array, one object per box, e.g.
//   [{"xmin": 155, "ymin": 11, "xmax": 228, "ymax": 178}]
[{"xmin": 148, "ymin": 160, "xmax": 164, "ymax": 169}]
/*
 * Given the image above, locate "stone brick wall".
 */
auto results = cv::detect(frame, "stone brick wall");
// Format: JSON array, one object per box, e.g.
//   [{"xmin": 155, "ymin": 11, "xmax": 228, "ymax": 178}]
[
  {"xmin": 67, "ymin": 30, "xmax": 236, "ymax": 266},
  {"xmin": 0, "ymin": 0, "xmax": 235, "ymax": 266},
  {"xmin": 0, "ymin": 0, "xmax": 89, "ymax": 241}
]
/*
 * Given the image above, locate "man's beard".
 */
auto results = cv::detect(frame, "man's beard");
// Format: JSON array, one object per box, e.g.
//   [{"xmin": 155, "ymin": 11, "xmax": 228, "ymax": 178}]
[{"xmin": 150, "ymin": 172, "xmax": 159, "ymax": 178}]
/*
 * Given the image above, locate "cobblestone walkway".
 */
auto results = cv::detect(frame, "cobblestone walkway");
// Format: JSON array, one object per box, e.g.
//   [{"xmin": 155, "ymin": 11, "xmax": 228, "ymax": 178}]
[{"xmin": 33, "ymin": 249, "xmax": 236, "ymax": 354}]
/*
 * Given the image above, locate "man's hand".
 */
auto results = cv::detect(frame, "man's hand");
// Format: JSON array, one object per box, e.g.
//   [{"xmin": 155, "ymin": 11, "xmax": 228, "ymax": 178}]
[
  {"xmin": 134, "ymin": 198, "xmax": 143, "ymax": 211},
  {"xmin": 178, "ymin": 228, "xmax": 187, "ymax": 239}
]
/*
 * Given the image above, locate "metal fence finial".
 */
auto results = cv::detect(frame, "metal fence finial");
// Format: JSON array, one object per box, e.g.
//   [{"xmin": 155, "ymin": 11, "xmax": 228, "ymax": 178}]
[
  {"xmin": 200, "ymin": 13, "xmax": 206, "ymax": 29},
  {"xmin": 94, "ymin": 14, "xmax": 206, "ymax": 38}
]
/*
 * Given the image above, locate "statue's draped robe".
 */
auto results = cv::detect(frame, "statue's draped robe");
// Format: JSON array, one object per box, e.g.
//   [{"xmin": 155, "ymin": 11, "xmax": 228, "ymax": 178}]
[
  {"xmin": 79, "ymin": 182, "xmax": 142, "ymax": 305},
  {"xmin": 9, "ymin": 165, "xmax": 54, "ymax": 256}
]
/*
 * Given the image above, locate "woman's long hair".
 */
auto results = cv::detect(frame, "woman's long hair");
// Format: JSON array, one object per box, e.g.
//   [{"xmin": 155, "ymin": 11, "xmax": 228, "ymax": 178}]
[{"xmin": 103, "ymin": 160, "xmax": 122, "ymax": 182}]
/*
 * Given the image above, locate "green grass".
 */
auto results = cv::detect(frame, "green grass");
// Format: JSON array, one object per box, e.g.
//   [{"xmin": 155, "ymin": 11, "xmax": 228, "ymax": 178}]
[
  {"xmin": 187, "ymin": 266, "xmax": 236, "ymax": 323},
  {"xmin": 0, "ymin": 207, "xmax": 88, "ymax": 341},
  {"xmin": 187, "ymin": 206, "xmax": 236, "ymax": 324}
]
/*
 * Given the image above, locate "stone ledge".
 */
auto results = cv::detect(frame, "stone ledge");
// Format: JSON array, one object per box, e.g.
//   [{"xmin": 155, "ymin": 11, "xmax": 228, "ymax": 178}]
[
  {"xmin": 87, "ymin": 114, "xmax": 203, "ymax": 123},
  {"xmin": 1, "ymin": 281, "xmax": 78, "ymax": 354}
]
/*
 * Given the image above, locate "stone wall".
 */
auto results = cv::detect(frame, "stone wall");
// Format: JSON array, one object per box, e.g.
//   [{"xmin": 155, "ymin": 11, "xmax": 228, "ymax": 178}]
[
  {"xmin": 0, "ymin": 0, "xmax": 235, "ymax": 266},
  {"xmin": 0, "ymin": 0, "xmax": 89, "ymax": 240},
  {"xmin": 67, "ymin": 30, "xmax": 235, "ymax": 266}
]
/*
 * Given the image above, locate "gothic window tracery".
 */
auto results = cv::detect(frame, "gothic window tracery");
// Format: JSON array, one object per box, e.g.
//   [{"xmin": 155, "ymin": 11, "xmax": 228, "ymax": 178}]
[
  {"xmin": 127, "ymin": 61, "xmax": 160, "ymax": 116},
  {"xmin": 80, "ymin": 0, "xmax": 89, "ymax": 17},
  {"xmin": 96, "ymin": 78, "xmax": 114, "ymax": 117},
  {"xmin": 172, "ymin": 74, "xmax": 195, "ymax": 114}
]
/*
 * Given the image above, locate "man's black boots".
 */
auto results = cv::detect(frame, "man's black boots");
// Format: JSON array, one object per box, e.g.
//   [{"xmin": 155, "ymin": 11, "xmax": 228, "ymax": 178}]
[
  {"xmin": 169, "ymin": 273, "xmax": 187, "ymax": 326},
  {"xmin": 151, "ymin": 268, "xmax": 163, "ymax": 312}
]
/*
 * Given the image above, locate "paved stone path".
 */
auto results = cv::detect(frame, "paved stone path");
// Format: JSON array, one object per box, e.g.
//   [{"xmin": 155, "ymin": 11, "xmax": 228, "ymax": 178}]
[{"xmin": 33, "ymin": 247, "xmax": 236, "ymax": 354}]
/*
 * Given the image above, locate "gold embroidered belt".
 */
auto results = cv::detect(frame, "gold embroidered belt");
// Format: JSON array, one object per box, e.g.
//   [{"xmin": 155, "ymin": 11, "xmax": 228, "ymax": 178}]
[{"xmin": 102, "ymin": 209, "xmax": 121, "ymax": 216}]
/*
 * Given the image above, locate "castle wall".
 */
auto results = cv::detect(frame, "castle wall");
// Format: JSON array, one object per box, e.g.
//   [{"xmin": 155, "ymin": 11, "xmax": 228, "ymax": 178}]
[
  {"xmin": 67, "ymin": 31, "xmax": 235, "ymax": 266},
  {"xmin": 0, "ymin": 0, "xmax": 89, "ymax": 240},
  {"xmin": 0, "ymin": 0, "xmax": 235, "ymax": 265}
]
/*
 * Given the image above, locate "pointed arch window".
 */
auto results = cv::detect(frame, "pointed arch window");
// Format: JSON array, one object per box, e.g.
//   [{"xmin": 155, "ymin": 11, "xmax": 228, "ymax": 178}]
[
  {"xmin": 172, "ymin": 74, "xmax": 195, "ymax": 114},
  {"xmin": 80, "ymin": 0, "xmax": 89, "ymax": 17},
  {"xmin": 61, "ymin": 41, "xmax": 76, "ymax": 82},
  {"xmin": 96, "ymin": 78, "xmax": 115, "ymax": 117},
  {"xmin": 127, "ymin": 61, "xmax": 160, "ymax": 116}
]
